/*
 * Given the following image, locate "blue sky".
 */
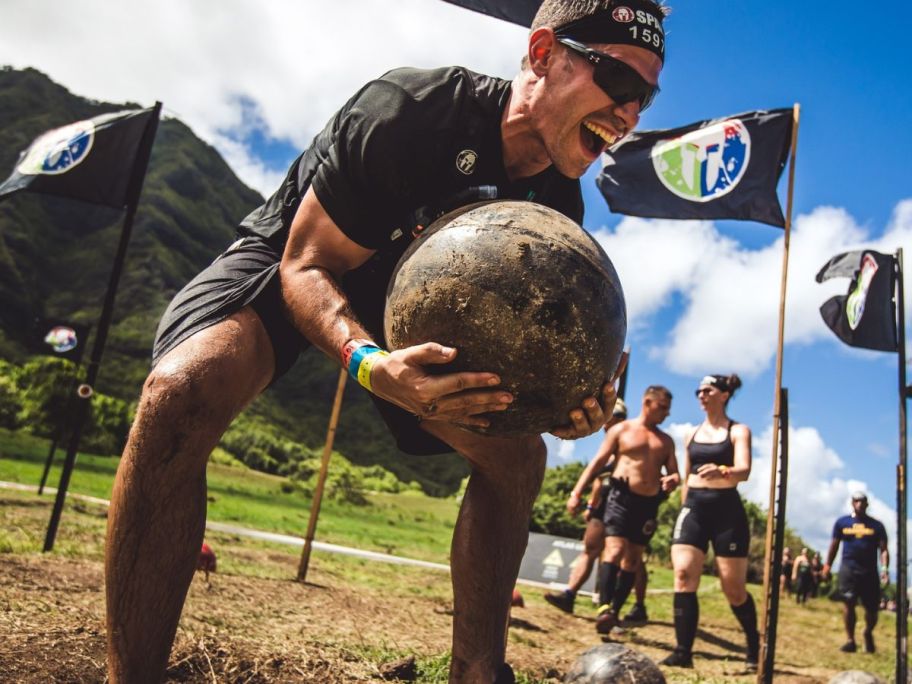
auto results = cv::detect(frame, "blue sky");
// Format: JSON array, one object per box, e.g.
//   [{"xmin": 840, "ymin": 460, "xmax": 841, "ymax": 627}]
[{"xmin": 1, "ymin": 0, "xmax": 911, "ymax": 558}]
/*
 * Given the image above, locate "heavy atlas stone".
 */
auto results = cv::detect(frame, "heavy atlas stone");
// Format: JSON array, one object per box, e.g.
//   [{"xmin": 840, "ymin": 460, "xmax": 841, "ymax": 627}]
[
  {"xmin": 564, "ymin": 643, "xmax": 666, "ymax": 683},
  {"xmin": 384, "ymin": 201, "xmax": 626, "ymax": 436}
]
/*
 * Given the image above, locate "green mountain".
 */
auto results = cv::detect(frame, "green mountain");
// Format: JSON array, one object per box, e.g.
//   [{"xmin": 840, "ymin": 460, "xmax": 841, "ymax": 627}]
[{"xmin": 0, "ymin": 67, "xmax": 467, "ymax": 495}]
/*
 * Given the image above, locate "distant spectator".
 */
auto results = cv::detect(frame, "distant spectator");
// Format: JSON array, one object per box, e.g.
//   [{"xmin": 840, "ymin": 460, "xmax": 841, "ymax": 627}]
[
  {"xmin": 780, "ymin": 547, "xmax": 793, "ymax": 595},
  {"xmin": 810, "ymin": 552, "xmax": 823, "ymax": 597},
  {"xmin": 792, "ymin": 547, "xmax": 813, "ymax": 604}
]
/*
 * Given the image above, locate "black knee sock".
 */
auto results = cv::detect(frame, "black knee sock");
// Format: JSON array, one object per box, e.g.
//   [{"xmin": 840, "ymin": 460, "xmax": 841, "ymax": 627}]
[
  {"xmin": 598, "ymin": 563, "xmax": 620, "ymax": 607},
  {"xmin": 611, "ymin": 570, "xmax": 637, "ymax": 614},
  {"xmin": 673, "ymin": 591, "xmax": 698, "ymax": 654},
  {"xmin": 731, "ymin": 594, "xmax": 760, "ymax": 657}
]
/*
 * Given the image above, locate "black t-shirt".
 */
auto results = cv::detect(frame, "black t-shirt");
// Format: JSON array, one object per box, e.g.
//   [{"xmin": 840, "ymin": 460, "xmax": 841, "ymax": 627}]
[{"xmin": 238, "ymin": 66, "xmax": 584, "ymax": 342}]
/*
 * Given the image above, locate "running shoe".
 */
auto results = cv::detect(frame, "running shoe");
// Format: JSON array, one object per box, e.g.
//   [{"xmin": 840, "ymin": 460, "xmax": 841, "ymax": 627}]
[
  {"xmin": 623, "ymin": 603, "xmax": 648, "ymax": 623},
  {"xmin": 543, "ymin": 591, "xmax": 575, "ymax": 614},
  {"xmin": 659, "ymin": 649, "xmax": 693, "ymax": 668},
  {"xmin": 595, "ymin": 607, "xmax": 618, "ymax": 635},
  {"xmin": 839, "ymin": 640, "xmax": 857, "ymax": 653}
]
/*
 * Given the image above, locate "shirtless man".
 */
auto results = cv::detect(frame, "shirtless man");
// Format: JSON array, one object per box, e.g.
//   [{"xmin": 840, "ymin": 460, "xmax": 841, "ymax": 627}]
[{"xmin": 567, "ymin": 385, "xmax": 679, "ymax": 634}]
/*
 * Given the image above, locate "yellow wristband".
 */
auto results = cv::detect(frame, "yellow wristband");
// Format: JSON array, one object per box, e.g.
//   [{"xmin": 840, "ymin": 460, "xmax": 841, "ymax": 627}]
[{"xmin": 356, "ymin": 350, "xmax": 389, "ymax": 392}]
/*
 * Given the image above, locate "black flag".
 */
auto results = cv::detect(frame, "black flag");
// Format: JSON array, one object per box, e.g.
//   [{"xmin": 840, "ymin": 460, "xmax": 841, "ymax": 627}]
[
  {"xmin": 816, "ymin": 250, "xmax": 897, "ymax": 352},
  {"xmin": 30, "ymin": 318, "xmax": 90, "ymax": 363},
  {"xmin": 0, "ymin": 106, "xmax": 158, "ymax": 209},
  {"xmin": 440, "ymin": 0, "xmax": 540, "ymax": 26},
  {"xmin": 597, "ymin": 108, "xmax": 793, "ymax": 227}
]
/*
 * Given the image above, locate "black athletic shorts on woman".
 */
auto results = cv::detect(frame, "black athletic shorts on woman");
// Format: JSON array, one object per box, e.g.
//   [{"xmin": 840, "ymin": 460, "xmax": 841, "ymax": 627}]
[
  {"xmin": 671, "ymin": 487, "xmax": 750, "ymax": 557},
  {"xmin": 601, "ymin": 478, "xmax": 665, "ymax": 546}
]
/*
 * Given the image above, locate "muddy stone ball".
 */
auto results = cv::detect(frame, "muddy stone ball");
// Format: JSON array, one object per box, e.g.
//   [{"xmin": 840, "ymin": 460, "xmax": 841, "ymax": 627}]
[
  {"xmin": 828, "ymin": 672, "xmax": 887, "ymax": 684},
  {"xmin": 384, "ymin": 201, "xmax": 626, "ymax": 436},
  {"xmin": 564, "ymin": 643, "xmax": 665, "ymax": 683}
]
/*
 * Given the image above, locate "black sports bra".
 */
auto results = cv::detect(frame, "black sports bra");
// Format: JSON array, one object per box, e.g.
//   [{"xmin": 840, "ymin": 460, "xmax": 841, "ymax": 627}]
[{"xmin": 688, "ymin": 421, "xmax": 736, "ymax": 469}]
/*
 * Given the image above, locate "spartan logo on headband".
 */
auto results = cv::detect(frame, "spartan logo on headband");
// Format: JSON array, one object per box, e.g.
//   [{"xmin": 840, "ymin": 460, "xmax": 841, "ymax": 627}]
[
  {"xmin": 652, "ymin": 119, "xmax": 751, "ymax": 203},
  {"xmin": 612, "ymin": 6, "xmax": 636, "ymax": 23}
]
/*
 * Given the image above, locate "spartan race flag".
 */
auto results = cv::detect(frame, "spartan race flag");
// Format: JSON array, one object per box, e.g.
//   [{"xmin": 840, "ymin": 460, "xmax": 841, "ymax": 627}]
[
  {"xmin": 30, "ymin": 318, "xmax": 90, "ymax": 363},
  {"xmin": 597, "ymin": 109, "xmax": 793, "ymax": 227},
  {"xmin": 0, "ymin": 106, "xmax": 158, "ymax": 209},
  {"xmin": 816, "ymin": 250, "xmax": 897, "ymax": 352},
  {"xmin": 439, "ymin": 0, "xmax": 540, "ymax": 26}
]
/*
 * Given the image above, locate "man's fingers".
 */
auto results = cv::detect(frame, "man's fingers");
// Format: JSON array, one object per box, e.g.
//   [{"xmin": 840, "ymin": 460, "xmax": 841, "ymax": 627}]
[{"xmin": 403, "ymin": 342, "xmax": 459, "ymax": 366}]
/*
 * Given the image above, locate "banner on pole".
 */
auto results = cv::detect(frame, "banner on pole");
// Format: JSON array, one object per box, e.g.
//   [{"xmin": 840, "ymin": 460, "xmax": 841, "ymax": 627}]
[
  {"xmin": 816, "ymin": 250, "xmax": 898, "ymax": 352},
  {"xmin": 0, "ymin": 106, "xmax": 159, "ymax": 209},
  {"xmin": 439, "ymin": 0, "xmax": 540, "ymax": 26},
  {"xmin": 597, "ymin": 108, "xmax": 793, "ymax": 227}
]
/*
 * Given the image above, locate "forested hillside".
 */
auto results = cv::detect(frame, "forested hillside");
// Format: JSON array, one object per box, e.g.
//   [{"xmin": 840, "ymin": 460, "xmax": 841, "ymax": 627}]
[{"xmin": 0, "ymin": 67, "xmax": 468, "ymax": 494}]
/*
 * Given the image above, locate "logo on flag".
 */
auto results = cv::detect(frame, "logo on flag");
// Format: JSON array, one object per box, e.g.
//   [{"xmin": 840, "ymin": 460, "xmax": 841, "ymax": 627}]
[
  {"xmin": 43, "ymin": 325, "xmax": 79, "ymax": 353},
  {"xmin": 652, "ymin": 119, "xmax": 751, "ymax": 202},
  {"xmin": 846, "ymin": 253, "xmax": 879, "ymax": 330},
  {"xmin": 16, "ymin": 121, "xmax": 95, "ymax": 176}
]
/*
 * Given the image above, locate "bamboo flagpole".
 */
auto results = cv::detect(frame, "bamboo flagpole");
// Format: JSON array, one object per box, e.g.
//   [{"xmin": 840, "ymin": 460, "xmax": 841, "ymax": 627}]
[
  {"xmin": 757, "ymin": 103, "xmax": 801, "ymax": 683},
  {"xmin": 297, "ymin": 368, "xmax": 349, "ymax": 582},
  {"xmin": 894, "ymin": 248, "xmax": 908, "ymax": 684}
]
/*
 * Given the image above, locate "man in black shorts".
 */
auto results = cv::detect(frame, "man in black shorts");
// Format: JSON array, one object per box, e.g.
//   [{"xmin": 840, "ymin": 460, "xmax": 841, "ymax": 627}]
[
  {"xmin": 822, "ymin": 491, "xmax": 889, "ymax": 654},
  {"xmin": 566, "ymin": 385, "xmax": 679, "ymax": 634},
  {"xmin": 102, "ymin": 2, "xmax": 667, "ymax": 682}
]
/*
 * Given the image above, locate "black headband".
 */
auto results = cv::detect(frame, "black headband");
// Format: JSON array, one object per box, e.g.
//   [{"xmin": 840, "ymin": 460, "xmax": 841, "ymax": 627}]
[{"xmin": 554, "ymin": 1, "xmax": 665, "ymax": 62}]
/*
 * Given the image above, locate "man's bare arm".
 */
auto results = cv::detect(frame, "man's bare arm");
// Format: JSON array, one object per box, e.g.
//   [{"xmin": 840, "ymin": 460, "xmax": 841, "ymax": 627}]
[
  {"xmin": 280, "ymin": 188, "xmax": 507, "ymax": 425},
  {"xmin": 566, "ymin": 424, "xmax": 623, "ymax": 515},
  {"xmin": 660, "ymin": 434, "xmax": 680, "ymax": 492}
]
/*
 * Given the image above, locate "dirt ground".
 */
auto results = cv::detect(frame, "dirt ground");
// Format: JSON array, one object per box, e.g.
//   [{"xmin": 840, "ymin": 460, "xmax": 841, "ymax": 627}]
[
  {"xmin": 0, "ymin": 495, "xmax": 875, "ymax": 682},
  {"xmin": 0, "ymin": 555, "xmax": 841, "ymax": 683}
]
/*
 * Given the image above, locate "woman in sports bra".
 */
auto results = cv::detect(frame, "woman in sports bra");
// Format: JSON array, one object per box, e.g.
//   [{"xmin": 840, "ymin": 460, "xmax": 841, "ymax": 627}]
[{"xmin": 660, "ymin": 374, "xmax": 760, "ymax": 670}]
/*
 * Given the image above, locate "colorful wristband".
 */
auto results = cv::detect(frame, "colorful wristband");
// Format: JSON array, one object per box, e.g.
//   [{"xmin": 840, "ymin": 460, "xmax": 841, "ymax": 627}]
[
  {"xmin": 342, "ymin": 339, "xmax": 389, "ymax": 392},
  {"xmin": 341, "ymin": 338, "xmax": 374, "ymax": 369}
]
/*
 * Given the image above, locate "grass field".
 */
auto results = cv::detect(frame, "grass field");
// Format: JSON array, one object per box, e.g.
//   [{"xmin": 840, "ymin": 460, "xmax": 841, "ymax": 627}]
[{"xmin": 0, "ymin": 426, "xmax": 905, "ymax": 682}]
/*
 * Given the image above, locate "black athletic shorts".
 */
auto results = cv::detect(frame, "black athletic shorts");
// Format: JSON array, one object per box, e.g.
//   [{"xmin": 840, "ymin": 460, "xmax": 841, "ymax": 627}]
[
  {"xmin": 672, "ymin": 487, "xmax": 750, "ymax": 557},
  {"xmin": 151, "ymin": 235, "xmax": 452, "ymax": 456},
  {"xmin": 601, "ymin": 478, "xmax": 665, "ymax": 546},
  {"xmin": 837, "ymin": 567, "xmax": 881, "ymax": 611}
]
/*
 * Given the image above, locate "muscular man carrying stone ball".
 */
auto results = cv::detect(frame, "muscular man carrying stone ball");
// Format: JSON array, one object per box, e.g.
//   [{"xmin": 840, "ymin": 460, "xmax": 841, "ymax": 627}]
[{"xmin": 104, "ymin": 2, "xmax": 667, "ymax": 681}]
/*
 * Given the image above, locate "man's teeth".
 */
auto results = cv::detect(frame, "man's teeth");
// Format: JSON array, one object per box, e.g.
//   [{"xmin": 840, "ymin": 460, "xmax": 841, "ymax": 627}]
[{"xmin": 583, "ymin": 121, "xmax": 618, "ymax": 146}]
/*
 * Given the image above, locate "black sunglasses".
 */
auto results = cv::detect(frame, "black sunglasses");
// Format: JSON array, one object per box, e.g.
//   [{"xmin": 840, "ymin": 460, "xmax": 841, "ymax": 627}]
[
  {"xmin": 694, "ymin": 387, "xmax": 714, "ymax": 397},
  {"xmin": 556, "ymin": 37, "xmax": 659, "ymax": 112}
]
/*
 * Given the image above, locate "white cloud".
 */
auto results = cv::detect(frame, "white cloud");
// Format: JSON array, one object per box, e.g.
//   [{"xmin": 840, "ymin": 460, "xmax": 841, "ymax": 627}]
[
  {"xmin": 592, "ymin": 202, "xmax": 912, "ymax": 376},
  {"xmin": 0, "ymin": 0, "xmax": 526, "ymax": 195}
]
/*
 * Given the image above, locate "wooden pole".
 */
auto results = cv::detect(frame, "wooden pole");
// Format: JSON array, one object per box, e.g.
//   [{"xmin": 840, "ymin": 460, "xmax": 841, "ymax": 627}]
[
  {"xmin": 297, "ymin": 368, "xmax": 348, "ymax": 582},
  {"xmin": 757, "ymin": 103, "xmax": 800, "ymax": 683},
  {"xmin": 895, "ymin": 248, "xmax": 908, "ymax": 684},
  {"xmin": 762, "ymin": 387, "xmax": 789, "ymax": 682}
]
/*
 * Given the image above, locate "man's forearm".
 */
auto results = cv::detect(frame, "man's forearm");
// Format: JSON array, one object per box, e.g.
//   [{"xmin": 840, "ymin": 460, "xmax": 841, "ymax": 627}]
[{"xmin": 280, "ymin": 265, "xmax": 372, "ymax": 362}]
